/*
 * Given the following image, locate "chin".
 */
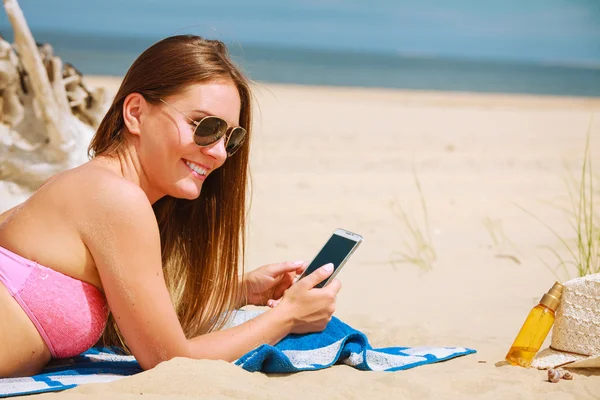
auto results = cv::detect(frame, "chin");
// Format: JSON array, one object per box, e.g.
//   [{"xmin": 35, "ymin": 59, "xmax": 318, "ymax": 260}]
[{"xmin": 171, "ymin": 182, "xmax": 203, "ymax": 200}]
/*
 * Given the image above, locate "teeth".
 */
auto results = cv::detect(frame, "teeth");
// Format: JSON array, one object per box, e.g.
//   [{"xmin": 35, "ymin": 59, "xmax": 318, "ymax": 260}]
[{"xmin": 185, "ymin": 160, "xmax": 207, "ymax": 176}]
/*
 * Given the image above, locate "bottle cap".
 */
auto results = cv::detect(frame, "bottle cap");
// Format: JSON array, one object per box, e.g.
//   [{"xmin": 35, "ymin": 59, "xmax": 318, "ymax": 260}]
[{"xmin": 540, "ymin": 281, "xmax": 563, "ymax": 311}]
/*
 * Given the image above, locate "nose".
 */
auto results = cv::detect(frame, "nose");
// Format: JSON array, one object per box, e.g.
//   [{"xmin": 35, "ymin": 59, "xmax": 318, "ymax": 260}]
[{"xmin": 201, "ymin": 136, "xmax": 228, "ymax": 162}]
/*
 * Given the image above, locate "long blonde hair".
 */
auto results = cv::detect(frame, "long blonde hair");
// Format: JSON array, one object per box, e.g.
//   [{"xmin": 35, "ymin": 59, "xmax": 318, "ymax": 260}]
[{"xmin": 89, "ymin": 35, "xmax": 252, "ymax": 350}]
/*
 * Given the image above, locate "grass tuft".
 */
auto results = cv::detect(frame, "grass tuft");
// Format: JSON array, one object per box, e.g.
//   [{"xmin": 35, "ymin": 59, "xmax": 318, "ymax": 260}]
[
  {"xmin": 517, "ymin": 119, "xmax": 598, "ymax": 279},
  {"xmin": 390, "ymin": 164, "xmax": 436, "ymax": 271},
  {"xmin": 482, "ymin": 216, "xmax": 521, "ymax": 264}
]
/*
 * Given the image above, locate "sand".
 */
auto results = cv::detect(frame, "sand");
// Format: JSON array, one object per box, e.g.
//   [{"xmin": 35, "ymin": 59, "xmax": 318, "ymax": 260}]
[{"xmin": 5, "ymin": 76, "xmax": 600, "ymax": 399}]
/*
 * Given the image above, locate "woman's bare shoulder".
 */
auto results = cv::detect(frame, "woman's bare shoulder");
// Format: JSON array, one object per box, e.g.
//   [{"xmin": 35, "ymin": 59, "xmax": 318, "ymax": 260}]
[
  {"xmin": 80, "ymin": 163, "xmax": 151, "ymax": 214},
  {"xmin": 40, "ymin": 161, "xmax": 154, "ymax": 227}
]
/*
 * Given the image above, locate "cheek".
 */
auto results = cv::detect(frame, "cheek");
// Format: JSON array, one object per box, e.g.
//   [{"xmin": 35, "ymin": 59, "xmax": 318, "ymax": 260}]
[
  {"xmin": 143, "ymin": 120, "xmax": 191, "ymax": 158},
  {"xmin": 137, "ymin": 122, "xmax": 193, "ymax": 183},
  {"xmin": 172, "ymin": 121, "xmax": 198, "ymax": 151}
]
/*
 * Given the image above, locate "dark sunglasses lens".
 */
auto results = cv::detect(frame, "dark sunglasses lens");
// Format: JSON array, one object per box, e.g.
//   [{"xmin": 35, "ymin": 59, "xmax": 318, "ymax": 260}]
[
  {"xmin": 194, "ymin": 117, "xmax": 227, "ymax": 146},
  {"xmin": 226, "ymin": 128, "xmax": 247, "ymax": 155}
]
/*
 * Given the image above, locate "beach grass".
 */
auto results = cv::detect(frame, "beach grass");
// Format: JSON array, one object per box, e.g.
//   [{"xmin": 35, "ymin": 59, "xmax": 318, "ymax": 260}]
[
  {"xmin": 517, "ymin": 122, "xmax": 598, "ymax": 280},
  {"xmin": 390, "ymin": 165, "xmax": 436, "ymax": 271},
  {"xmin": 482, "ymin": 216, "xmax": 521, "ymax": 264}
]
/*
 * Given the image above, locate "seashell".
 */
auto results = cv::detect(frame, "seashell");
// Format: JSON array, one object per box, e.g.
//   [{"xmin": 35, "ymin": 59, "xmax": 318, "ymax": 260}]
[
  {"xmin": 562, "ymin": 371, "xmax": 573, "ymax": 380},
  {"xmin": 548, "ymin": 369, "xmax": 561, "ymax": 383}
]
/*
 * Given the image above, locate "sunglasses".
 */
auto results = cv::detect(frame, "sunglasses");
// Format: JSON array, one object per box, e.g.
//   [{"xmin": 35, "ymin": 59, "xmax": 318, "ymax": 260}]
[{"xmin": 159, "ymin": 98, "xmax": 247, "ymax": 156}]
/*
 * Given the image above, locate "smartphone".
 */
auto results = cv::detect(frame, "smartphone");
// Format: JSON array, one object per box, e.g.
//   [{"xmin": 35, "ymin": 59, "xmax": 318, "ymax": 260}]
[{"xmin": 298, "ymin": 228, "xmax": 363, "ymax": 288}]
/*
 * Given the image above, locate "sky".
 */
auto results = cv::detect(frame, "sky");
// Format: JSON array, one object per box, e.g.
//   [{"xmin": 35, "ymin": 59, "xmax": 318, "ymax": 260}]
[{"xmin": 0, "ymin": 0, "xmax": 598, "ymax": 66}]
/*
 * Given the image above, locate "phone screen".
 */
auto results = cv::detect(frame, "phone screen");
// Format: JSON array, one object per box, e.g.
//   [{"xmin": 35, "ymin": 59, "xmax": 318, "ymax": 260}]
[{"xmin": 301, "ymin": 234, "xmax": 359, "ymax": 288}]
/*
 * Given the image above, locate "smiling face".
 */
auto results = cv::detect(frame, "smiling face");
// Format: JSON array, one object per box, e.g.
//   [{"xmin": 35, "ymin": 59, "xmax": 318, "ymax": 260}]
[{"xmin": 124, "ymin": 79, "xmax": 242, "ymax": 202}]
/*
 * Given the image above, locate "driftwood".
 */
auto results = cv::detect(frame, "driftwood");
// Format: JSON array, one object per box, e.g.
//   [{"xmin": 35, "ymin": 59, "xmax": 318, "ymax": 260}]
[{"xmin": 0, "ymin": 0, "xmax": 109, "ymax": 193}]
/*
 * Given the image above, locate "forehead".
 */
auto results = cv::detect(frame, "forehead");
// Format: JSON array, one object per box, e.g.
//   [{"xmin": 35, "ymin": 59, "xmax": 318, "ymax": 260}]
[{"xmin": 169, "ymin": 80, "xmax": 241, "ymax": 126}]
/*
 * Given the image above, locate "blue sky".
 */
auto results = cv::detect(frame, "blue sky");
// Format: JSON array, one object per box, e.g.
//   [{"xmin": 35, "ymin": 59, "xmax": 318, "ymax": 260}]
[{"xmin": 0, "ymin": 0, "xmax": 598, "ymax": 65}]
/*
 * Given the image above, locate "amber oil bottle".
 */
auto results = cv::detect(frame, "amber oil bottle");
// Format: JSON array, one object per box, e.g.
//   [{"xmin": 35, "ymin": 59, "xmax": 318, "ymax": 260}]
[{"xmin": 505, "ymin": 281, "xmax": 563, "ymax": 368}]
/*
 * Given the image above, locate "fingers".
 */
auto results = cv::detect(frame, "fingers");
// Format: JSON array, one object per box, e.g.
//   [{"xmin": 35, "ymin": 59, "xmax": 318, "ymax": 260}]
[
  {"xmin": 325, "ymin": 278, "xmax": 342, "ymax": 294},
  {"xmin": 272, "ymin": 278, "xmax": 293, "ymax": 300},
  {"xmin": 267, "ymin": 298, "xmax": 281, "ymax": 308},
  {"xmin": 270, "ymin": 277, "xmax": 340, "ymax": 308},
  {"xmin": 298, "ymin": 263, "xmax": 334, "ymax": 289},
  {"xmin": 268, "ymin": 260, "xmax": 305, "ymax": 275},
  {"xmin": 296, "ymin": 261, "xmax": 309, "ymax": 274}
]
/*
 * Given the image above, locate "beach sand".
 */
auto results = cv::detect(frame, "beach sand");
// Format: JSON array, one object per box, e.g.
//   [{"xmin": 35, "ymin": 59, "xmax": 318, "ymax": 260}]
[{"xmin": 6, "ymin": 76, "xmax": 600, "ymax": 399}]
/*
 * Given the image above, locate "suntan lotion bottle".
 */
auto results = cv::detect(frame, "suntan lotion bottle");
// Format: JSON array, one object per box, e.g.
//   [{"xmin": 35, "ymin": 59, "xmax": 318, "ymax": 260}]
[{"xmin": 505, "ymin": 281, "xmax": 563, "ymax": 368}]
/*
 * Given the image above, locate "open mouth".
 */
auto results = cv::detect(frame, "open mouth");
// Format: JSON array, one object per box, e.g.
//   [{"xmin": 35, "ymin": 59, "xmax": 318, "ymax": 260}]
[{"xmin": 183, "ymin": 159, "xmax": 208, "ymax": 179}]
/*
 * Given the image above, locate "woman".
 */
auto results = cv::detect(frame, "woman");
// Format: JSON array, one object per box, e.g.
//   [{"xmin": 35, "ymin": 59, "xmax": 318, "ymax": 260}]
[{"xmin": 0, "ymin": 35, "xmax": 340, "ymax": 378}]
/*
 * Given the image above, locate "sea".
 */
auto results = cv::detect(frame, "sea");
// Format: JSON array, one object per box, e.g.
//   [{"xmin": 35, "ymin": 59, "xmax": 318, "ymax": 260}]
[{"xmin": 0, "ymin": 1, "xmax": 599, "ymax": 97}]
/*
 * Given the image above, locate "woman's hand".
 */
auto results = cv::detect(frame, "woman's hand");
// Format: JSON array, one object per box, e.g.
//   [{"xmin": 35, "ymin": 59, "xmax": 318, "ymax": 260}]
[
  {"xmin": 241, "ymin": 260, "xmax": 308, "ymax": 307},
  {"xmin": 274, "ymin": 263, "xmax": 342, "ymax": 334}
]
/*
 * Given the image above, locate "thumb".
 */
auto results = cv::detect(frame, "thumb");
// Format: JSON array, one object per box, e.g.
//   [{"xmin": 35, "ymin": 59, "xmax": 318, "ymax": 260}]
[{"xmin": 299, "ymin": 263, "xmax": 334, "ymax": 289}]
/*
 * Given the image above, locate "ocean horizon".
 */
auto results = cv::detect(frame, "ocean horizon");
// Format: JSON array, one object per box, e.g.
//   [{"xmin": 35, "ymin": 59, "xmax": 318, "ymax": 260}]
[
  {"xmin": 0, "ymin": 0, "xmax": 599, "ymax": 97},
  {"xmin": 1, "ymin": 29, "xmax": 599, "ymax": 97}
]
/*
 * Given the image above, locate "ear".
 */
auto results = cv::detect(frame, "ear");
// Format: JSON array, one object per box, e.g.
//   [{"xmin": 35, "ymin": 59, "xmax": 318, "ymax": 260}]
[{"xmin": 122, "ymin": 93, "xmax": 146, "ymax": 136}]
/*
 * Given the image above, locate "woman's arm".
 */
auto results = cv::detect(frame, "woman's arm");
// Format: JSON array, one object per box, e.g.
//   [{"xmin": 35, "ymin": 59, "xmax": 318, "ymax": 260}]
[
  {"xmin": 193, "ymin": 266, "xmax": 337, "ymax": 359},
  {"xmin": 81, "ymin": 176, "xmax": 301, "ymax": 369}
]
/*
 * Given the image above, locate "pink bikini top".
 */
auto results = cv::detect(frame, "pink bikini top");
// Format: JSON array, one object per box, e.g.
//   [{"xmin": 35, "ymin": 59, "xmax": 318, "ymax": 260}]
[{"xmin": 0, "ymin": 245, "xmax": 109, "ymax": 358}]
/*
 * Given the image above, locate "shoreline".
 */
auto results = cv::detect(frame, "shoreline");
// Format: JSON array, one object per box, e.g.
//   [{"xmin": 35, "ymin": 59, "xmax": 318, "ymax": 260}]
[{"xmin": 84, "ymin": 75, "xmax": 600, "ymax": 110}]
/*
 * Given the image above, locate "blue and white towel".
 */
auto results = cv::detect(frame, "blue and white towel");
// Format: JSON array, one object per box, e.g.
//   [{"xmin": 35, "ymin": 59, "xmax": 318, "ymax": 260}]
[
  {"xmin": 228, "ymin": 310, "xmax": 475, "ymax": 373},
  {"xmin": 0, "ymin": 347, "xmax": 142, "ymax": 398},
  {"xmin": 234, "ymin": 317, "xmax": 475, "ymax": 373},
  {"xmin": 0, "ymin": 311, "xmax": 475, "ymax": 397}
]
